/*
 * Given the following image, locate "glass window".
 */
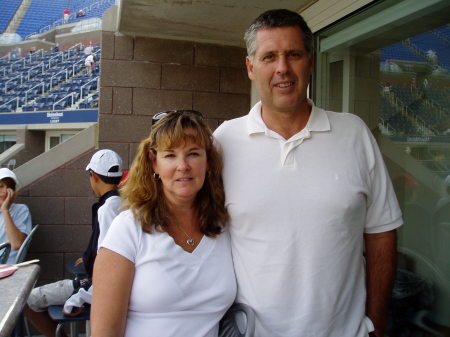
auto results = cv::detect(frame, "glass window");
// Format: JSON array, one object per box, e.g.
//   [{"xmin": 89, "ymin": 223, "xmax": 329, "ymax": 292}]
[
  {"xmin": 0, "ymin": 134, "xmax": 16, "ymax": 153},
  {"xmin": 315, "ymin": 0, "xmax": 450, "ymax": 335}
]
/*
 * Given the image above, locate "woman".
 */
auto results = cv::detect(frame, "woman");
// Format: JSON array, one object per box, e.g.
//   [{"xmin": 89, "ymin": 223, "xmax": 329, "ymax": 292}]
[{"xmin": 91, "ymin": 110, "xmax": 236, "ymax": 337}]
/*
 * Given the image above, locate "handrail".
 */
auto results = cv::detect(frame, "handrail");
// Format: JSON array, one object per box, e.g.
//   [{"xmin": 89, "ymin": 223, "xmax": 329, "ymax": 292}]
[
  {"xmin": 72, "ymin": 59, "xmax": 84, "ymax": 75},
  {"xmin": 50, "ymin": 69, "xmax": 68, "ymax": 89},
  {"xmin": 48, "ymin": 53, "xmax": 63, "ymax": 68},
  {"xmin": 80, "ymin": 77, "xmax": 99, "ymax": 99},
  {"xmin": 4, "ymin": 75, "xmax": 22, "ymax": 91},
  {"xmin": 26, "ymin": 0, "xmax": 115, "ymax": 39},
  {"xmin": 25, "ymin": 82, "xmax": 45, "ymax": 103},
  {"xmin": 0, "ymin": 97, "xmax": 19, "ymax": 112},
  {"xmin": 53, "ymin": 92, "xmax": 74, "ymax": 110},
  {"xmin": 28, "ymin": 62, "xmax": 45, "ymax": 80}
]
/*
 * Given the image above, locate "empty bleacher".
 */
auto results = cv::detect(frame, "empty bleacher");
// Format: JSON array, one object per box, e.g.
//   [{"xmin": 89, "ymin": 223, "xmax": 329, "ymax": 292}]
[
  {"xmin": 18, "ymin": 0, "xmax": 115, "ymax": 39},
  {"xmin": 0, "ymin": 0, "xmax": 22, "ymax": 32},
  {"xmin": 0, "ymin": 43, "xmax": 101, "ymax": 112}
]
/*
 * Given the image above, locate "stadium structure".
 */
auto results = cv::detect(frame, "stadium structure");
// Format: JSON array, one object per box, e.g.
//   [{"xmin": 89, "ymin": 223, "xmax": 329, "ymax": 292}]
[{"xmin": 0, "ymin": 0, "xmax": 449, "ymax": 335}]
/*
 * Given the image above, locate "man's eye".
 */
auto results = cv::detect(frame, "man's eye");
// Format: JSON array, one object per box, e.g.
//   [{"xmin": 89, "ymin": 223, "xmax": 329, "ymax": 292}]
[{"xmin": 262, "ymin": 54, "xmax": 274, "ymax": 61}]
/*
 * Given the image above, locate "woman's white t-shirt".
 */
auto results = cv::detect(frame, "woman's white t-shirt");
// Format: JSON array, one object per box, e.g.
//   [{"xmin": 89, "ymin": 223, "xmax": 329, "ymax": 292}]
[{"xmin": 101, "ymin": 210, "xmax": 237, "ymax": 337}]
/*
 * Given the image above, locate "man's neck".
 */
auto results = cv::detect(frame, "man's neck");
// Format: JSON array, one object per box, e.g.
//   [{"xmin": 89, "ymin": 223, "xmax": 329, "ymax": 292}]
[{"xmin": 261, "ymin": 101, "xmax": 312, "ymax": 140}]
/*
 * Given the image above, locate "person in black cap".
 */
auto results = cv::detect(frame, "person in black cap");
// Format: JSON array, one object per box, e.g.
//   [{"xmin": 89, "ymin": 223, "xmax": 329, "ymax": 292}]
[{"xmin": 25, "ymin": 149, "xmax": 123, "ymax": 337}]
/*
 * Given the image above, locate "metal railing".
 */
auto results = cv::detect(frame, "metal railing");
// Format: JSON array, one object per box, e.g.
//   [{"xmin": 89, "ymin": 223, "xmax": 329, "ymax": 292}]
[
  {"xmin": 50, "ymin": 69, "xmax": 68, "ymax": 89},
  {"xmin": 4, "ymin": 75, "xmax": 22, "ymax": 91},
  {"xmin": 27, "ymin": 62, "xmax": 45, "ymax": 80},
  {"xmin": 80, "ymin": 77, "xmax": 99, "ymax": 99},
  {"xmin": 25, "ymin": 82, "xmax": 45, "ymax": 103},
  {"xmin": 53, "ymin": 92, "xmax": 74, "ymax": 110}
]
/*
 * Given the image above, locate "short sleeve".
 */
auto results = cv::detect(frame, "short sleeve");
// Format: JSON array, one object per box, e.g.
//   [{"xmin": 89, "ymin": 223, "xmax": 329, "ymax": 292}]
[
  {"xmin": 100, "ymin": 210, "xmax": 141, "ymax": 263},
  {"xmin": 12, "ymin": 204, "xmax": 32, "ymax": 235},
  {"xmin": 364, "ymin": 131, "xmax": 403, "ymax": 233},
  {"xmin": 97, "ymin": 196, "xmax": 122, "ymax": 249}
]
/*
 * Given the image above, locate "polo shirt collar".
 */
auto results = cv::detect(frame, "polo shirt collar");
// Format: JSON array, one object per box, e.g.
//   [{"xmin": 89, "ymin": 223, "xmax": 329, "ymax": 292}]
[{"xmin": 246, "ymin": 99, "xmax": 331, "ymax": 138}]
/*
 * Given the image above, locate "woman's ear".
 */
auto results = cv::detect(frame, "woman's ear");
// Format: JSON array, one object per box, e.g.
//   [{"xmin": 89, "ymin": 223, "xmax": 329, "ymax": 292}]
[{"xmin": 149, "ymin": 150, "xmax": 157, "ymax": 174}]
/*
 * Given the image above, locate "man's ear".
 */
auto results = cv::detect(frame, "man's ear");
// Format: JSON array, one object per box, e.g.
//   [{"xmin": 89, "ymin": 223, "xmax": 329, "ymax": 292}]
[{"xmin": 246, "ymin": 56, "xmax": 255, "ymax": 81}]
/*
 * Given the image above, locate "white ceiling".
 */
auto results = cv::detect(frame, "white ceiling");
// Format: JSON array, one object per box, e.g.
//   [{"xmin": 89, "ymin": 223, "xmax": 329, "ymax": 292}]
[{"xmin": 117, "ymin": 0, "xmax": 315, "ymax": 47}]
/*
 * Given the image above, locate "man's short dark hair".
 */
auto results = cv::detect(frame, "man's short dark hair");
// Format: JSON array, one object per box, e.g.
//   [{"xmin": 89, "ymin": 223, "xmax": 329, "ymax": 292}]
[
  {"xmin": 244, "ymin": 9, "xmax": 313, "ymax": 59},
  {"xmin": 90, "ymin": 166, "xmax": 122, "ymax": 185}
]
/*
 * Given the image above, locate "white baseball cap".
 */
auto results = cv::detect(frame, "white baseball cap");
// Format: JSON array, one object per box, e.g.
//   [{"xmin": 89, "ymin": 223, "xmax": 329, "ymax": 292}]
[
  {"xmin": 85, "ymin": 149, "xmax": 123, "ymax": 177},
  {"xmin": 0, "ymin": 168, "xmax": 19, "ymax": 186}
]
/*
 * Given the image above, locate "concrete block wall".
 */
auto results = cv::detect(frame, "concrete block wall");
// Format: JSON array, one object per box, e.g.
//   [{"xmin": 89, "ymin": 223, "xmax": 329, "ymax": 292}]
[{"xmin": 18, "ymin": 32, "xmax": 250, "ymax": 285}]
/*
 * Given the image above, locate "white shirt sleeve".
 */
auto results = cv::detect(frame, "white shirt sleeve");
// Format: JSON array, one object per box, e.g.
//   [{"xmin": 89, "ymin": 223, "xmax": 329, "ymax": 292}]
[
  {"xmin": 11, "ymin": 204, "xmax": 32, "ymax": 235},
  {"xmin": 97, "ymin": 196, "xmax": 121, "ymax": 249},
  {"xmin": 100, "ymin": 210, "xmax": 140, "ymax": 263}
]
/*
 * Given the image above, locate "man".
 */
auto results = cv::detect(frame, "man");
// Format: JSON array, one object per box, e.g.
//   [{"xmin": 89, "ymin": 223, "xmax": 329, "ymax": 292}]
[
  {"xmin": 25, "ymin": 149, "xmax": 123, "ymax": 337},
  {"xmin": 214, "ymin": 9, "xmax": 402, "ymax": 337}
]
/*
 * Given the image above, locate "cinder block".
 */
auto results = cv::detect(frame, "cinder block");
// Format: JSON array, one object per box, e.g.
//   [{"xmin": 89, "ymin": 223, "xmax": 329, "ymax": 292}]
[
  {"xmin": 101, "ymin": 32, "xmax": 115, "ymax": 60},
  {"xmin": 162, "ymin": 64, "xmax": 219, "ymax": 92},
  {"xmin": 99, "ymin": 114, "xmax": 153, "ymax": 143},
  {"xmin": 220, "ymin": 67, "xmax": 251, "ymax": 94},
  {"xmin": 65, "ymin": 197, "xmax": 97, "ymax": 225},
  {"xmin": 114, "ymin": 33, "xmax": 134, "ymax": 60},
  {"xmin": 195, "ymin": 44, "xmax": 247, "ymax": 68},
  {"xmin": 113, "ymin": 87, "xmax": 132, "ymax": 114},
  {"xmin": 28, "ymin": 252, "xmax": 64, "ymax": 284},
  {"xmin": 100, "ymin": 86, "xmax": 113, "ymax": 114},
  {"xmin": 28, "ymin": 170, "xmax": 91, "ymax": 197},
  {"xmin": 135, "ymin": 37, "xmax": 194, "ymax": 64},
  {"xmin": 133, "ymin": 88, "xmax": 192, "ymax": 115},
  {"xmin": 193, "ymin": 92, "xmax": 250, "ymax": 119},
  {"xmin": 20, "ymin": 196, "xmax": 64, "ymax": 225},
  {"xmin": 101, "ymin": 60, "xmax": 161, "ymax": 88}
]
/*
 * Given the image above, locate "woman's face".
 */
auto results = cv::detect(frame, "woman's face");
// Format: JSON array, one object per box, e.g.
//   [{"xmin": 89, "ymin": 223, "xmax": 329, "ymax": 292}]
[{"xmin": 152, "ymin": 138, "xmax": 208, "ymax": 206}]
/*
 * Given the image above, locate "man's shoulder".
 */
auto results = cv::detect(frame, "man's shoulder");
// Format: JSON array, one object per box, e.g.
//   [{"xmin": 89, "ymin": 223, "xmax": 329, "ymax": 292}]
[{"xmin": 214, "ymin": 115, "xmax": 248, "ymax": 139}]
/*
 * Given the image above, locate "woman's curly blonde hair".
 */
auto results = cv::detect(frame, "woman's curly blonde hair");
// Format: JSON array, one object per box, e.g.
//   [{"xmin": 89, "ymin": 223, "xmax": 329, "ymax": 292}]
[{"xmin": 120, "ymin": 111, "xmax": 228, "ymax": 237}]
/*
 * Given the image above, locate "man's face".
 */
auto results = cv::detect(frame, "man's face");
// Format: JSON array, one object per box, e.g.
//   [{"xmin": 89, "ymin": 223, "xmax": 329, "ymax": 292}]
[{"xmin": 246, "ymin": 26, "xmax": 313, "ymax": 115}]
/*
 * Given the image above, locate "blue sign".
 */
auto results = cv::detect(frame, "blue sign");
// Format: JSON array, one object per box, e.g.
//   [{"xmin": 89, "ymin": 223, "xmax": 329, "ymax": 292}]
[{"xmin": 0, "ymin": 109, "xmax": 98, "ymax": 125}]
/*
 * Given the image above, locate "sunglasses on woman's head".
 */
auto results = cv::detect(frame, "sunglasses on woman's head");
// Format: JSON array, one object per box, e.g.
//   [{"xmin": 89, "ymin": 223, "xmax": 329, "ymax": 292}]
[{"xmin": 151, "ymin": 110, "xmax": 204, "ymax": 126}]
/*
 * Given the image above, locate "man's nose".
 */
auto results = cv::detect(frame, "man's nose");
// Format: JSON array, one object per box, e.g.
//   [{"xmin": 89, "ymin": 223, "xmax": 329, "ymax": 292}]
[{"xmin": 276, "ymin": 55, "xmax": 289, "ymax": 74}]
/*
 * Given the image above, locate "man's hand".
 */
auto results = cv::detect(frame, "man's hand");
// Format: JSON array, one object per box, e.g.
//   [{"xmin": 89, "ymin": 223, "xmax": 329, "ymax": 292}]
[
  {"xmin": 74, "ymin": 257, "xmax": 84, "ymax": 266},
  {"xmin": 1, "ymin": 188, "xmax": 14, "ymax": 212}
]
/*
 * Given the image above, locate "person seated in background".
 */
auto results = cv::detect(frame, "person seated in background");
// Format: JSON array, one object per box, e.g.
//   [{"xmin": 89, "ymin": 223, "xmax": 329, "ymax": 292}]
[
  {"xmin": 76, "ymin": 10, "xmax": 85, "ymax": 18},
  {"xmin": 91, "ymin": 111, "xmax": 236, "ymax": 337},
  {"xmin": 0, "ymin": 168, "xmax": 32, "ymax": 264},
  {"xmin": 25, "ymin": 149, "xmax": 123, "ymax": 337}
]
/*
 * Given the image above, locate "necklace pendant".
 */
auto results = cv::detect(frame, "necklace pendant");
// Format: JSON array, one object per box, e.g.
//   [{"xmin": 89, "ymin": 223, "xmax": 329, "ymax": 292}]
[{"xmin": 187, "ymin": 238, "xmax": 195, "ymax": 246}]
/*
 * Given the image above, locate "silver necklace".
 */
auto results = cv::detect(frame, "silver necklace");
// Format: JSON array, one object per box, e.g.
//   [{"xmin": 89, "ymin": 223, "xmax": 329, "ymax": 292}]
[{"xmin": 174, "ymin": 223, "xmax": 195, "ymax": 247}]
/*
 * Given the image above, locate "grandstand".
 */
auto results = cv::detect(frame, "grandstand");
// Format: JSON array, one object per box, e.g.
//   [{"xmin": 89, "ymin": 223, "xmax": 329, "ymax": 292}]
[{"xmin": 0, "ymin": 0, "xmax": 111, "ymax": 116}]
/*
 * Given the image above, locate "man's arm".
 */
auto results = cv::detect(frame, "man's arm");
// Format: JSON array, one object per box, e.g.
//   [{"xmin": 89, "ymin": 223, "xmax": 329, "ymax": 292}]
[
  {"xmin": 2, "ymin": 189, "xmax": 27, "ymax": 250},
  {"xmin": 364, "ymin": 229, "xmax": 397, "ymax": 337}
]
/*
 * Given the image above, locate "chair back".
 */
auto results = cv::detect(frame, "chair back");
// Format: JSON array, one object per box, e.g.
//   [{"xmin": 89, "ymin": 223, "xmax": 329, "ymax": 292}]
[
  {"xmin": 219, "ymin": 303, "xmax": 255, "ymax": 337},
  {"xmin": 15, "ymin": 224, "xmax": 39, "ymax": 264},
  {"xmin": 0, "ymin": 242, "xmax": 11, "ymax": 264}
]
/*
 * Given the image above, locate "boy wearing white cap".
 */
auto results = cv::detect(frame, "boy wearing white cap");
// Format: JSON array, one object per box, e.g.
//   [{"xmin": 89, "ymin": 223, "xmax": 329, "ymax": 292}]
[
  {"xmin": 25, "ymin": 149, "xmax": 123, "ymax": 337},
  {"xmin": 0, "ymin": 167, "xmax": 32, "ymax": 264}
]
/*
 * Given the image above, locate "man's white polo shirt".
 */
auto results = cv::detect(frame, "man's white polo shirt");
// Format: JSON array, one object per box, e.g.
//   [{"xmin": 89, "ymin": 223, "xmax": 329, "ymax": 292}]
[{"xmin": 214, "ymin": 100, "xmax": 403, "ymax": 337}]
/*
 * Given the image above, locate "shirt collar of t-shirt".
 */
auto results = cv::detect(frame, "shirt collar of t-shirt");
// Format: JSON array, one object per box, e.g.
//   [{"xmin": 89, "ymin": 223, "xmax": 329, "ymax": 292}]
[{"xmin": 246, "ymin": 99, "xmax": 331, "ymax": 166}]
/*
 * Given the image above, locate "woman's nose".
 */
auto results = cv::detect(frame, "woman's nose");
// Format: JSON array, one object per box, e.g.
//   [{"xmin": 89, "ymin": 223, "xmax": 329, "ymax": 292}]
[{"xmin": 176, "ymin": 158, "xmax": 190, "ymax": 171}]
